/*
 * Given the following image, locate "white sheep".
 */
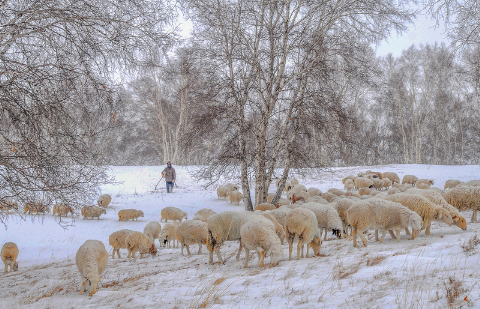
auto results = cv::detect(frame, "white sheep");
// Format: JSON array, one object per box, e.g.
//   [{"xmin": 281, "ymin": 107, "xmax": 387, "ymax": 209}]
[
  {"xmin": 118, "ymin": 209, "xmax": 144, "ymax": 221},
  {"xmin": 159, "ymin": 222, "xmax": 180, "ymax": 248},
  {"xmin": 52, "ymin": 203, "xmax": 74, "ymax": 217},
  {"xmin": 465, "ymin": 180, "xmax": 480, "ymax": 186},
  {"xmin": 291, "ymin": 191, "xmax": 309, "ymax": 204},
  {"xmin": 216, "ymin": 185, "xmax": 231, "ymax": 199},
  {"xmin": 321, "ymin": 192, "xmax": 338, "ymax": 203},
  {"xmin": 276, "ymin": 198, "xmax": 291, "ymax": 207},
  {"xmin": 269, "ymin": 206, "xmax": 292, "ymax": 227},
  {"xmin": 359, "ymin": 187, "xmax": 372, "ymax": 196},
  {"xmin": 333, "ymin": 198, "xmax": 357, "ymax": 236},
  {"xmin": 97, "ymin": 194, "xmax": 112, "ymax": 207},
  {"xmin": 371, "ymin": 178, "xmax": 385, "ymax": 190},
  {"xmin": 161, "ymin": 206, "xmax": 187, "ymax": 222},
  {"xmin": 416, "ymin": 183, "xmax": 430, "ymax": 189},
  {"xmin": 342, "ymin": 175, "xmax": 356, "ymax": 184},
  {"xmin": 1, "ymin": 242, "xmax": 19, "ymax": 274},
  {"xmin": 192, "ymin": 208, "xmax": 217, "ymax": 222},
  {"xmin": 225, "ymin": 183, "xmax": 239, "ymax": 191},
  {"xmin": 302, "ymin": 202, "xmax": 343, "ymax": 240},
  {"xmin": 24, "ymin": 202, "xmax": 50, "ymax": 214},
  {"xmin": 206, "ymin": 211, "xmax": 246, "ymax": 264},
  {"xmin": 81, "ymin": 206, "xmax": 106, "ymax": 220},
  {"xmin": 292, "ymin": 184, "xmax": 307, "ymax": 194},
  {"xmin": 260, "ymin": 212, "xmax": 285, "ymax": 244},
  {"xmin": 381, "ymin": 178, "xmax": 392, "ymax": 190},
  {"xmin": 255, "ymin": 203, "xmax": 277, "ymax": 211},
  {"xmin": 75, "ymin": 240, "xmax": 108, "ymax": 296},
  {"xmin": 125, "ymin": 231, "xmax": 157, "ymax": 260},
  {"xmin": 290, "ymin": 179, "xmax": 299, "ymax": 187},
  {"xmin": 284, "ymin": 208, "xmax": 322, "ymax": 260},
  {"xmin": 240, "ymin": 216, "xmax": 283, "ymax": 268},
  {"xmin": 0, "ymin": 200, "xmax": 18, "ymax": 212},
  {"xmin": 402, "ymin": 175, "xmax": 418, "ymax": 186},
  {"xmin": 143, "ymin": 221, "xmax": 162, "ymax": 244},
  {"xmin": 444, "ymin": 186, "xmax": 480, "ymax": 223},
  {"xmin": 327, "ymin": 188, "xmax": 345, "ymax": 196},
  {"xmin": 175, "ymin": 220, "xmax": 208, "ymax": 256},
  {"xmin": 444, "ymin": 179, "xmax": 463, "ymax": 190},
  {"xmin": 306, "ymin": 196, "xmax": 329, "ymax": 204},
  {"xmin": 344, "ymin": 179, "xmax": 355, "ymax": 191},
  {"xmin": 307, "ymin": 187, "xmax": 322, "ymax": 197},
  {"xmin": 109, "ymin": 229, "xmax": 134, "ymax": 259},
  {"xmin": 382, "ymin": 172, "xmax": 401, "ymax": 184},
  {"xmin": 354, "ymin": 178, "xmax": 374, "ymax": 190},
  {"xmin": 229, "ymin": 190, "xmax": 243, "ymax": 205},
  {"xmin": 416, "ymin": 179, "xmax": 434, "ymax": 187}
]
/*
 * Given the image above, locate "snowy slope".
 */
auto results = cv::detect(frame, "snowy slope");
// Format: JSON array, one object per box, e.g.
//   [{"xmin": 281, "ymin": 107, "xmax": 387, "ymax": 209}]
[{"xmin": 0, "ymin": 164, "xmax": 480, "ymax": 308}]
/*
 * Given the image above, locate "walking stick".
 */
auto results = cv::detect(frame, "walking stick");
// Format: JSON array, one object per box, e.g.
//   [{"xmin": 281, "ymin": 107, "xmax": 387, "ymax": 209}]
[{"xmin": 155, "ymin": 175, "xmax": 165, "ymax": 190}]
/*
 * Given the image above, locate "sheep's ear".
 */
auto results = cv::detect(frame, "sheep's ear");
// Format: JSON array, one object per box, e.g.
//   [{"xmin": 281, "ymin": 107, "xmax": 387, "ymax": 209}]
[
  {"xmin": 437, "ymin": 212, "xmax": 442, "ymax": 219},
  {"xmin": 453, "ymin": 216, "xmax": 459, "ymax": 222}
]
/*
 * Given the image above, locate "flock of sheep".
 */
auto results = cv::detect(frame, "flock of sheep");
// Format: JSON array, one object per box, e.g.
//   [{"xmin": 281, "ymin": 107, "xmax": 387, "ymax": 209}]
[{"xmin": 2, "ymin": 170, "xmax": 479, "ymax": 297}]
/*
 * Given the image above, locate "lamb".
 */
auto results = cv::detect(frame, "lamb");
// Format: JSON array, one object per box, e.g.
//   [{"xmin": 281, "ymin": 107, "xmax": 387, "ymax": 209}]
[
  {"xmin": 125, "ymin": 231, "xmax": 157, "ymax": 260},
  {"xmin": 344, "ymin": 179, "xmax": 355, "ymax": 191},
  {"xmin": 0, "ymin": 200, "xmax": 18, "ymax": 212},
  {"xmin": 109, "ymin": 229, "xmax": 134, "ymax": 259},
  {"xmin": 192, "ymin": 208, "xmax": 217, "ymax": 222},
  {"xmin": 175, "ymin": 220, "xmax": 208, "ymax": 256},
  {"xmin": 81, "ymin": 206, "xmax": 106, "ymax": 220},
  {"xmin": 301, "ymin": 202, "xmax": 343, "ymax": 240},
  {"xmin": 347, "ymin": 199, "xmax": 422, "ymax": 247},
  {"xmin": 444, "ymin": 186, "xmax": 480, "ymax": 222},
  {"xmin": 307, "ymin": 187, "xmax": 322, "ymax": 197},
  {"xmin": 382, "ymin": 172, "xmax": 401, "ymax": 184},
  {"xmin": 161, "ymin": 206, "xmax": 187, "ymax": 222},
  {"xmin": 402, "ymin": 175, "xmax": 418, "ymax": 186},
  {"xmin": 292, "ymin": 184, "xmax": 308, "ymax": 194},
  {"xmin": 159, "ymin": 222, "xmax": 180, "ymax": 248},
  {"xmin": 229, "ymin": 190, "xmax": 243, "ymax": 205},
  {"xmin": 382, "ymin": 194, "xmax": 453, "ymax": 238},
  {"xmin": 52, "ymin": 203, "xmax": 75, "ymax": 217},
  {"xmin": 382, "ymin": 178, "xmax": 392, "ymax": 190},
  {"xmin": 1, "ymin": 242, "xmax": 19, "ymax": 274},
  {"xmin": 444, "ymin": 179, "xmax": 463, "ymax": 190},
  {"xmin": 240, "ymin": 216, "xmax": 283, "ymax": 268},
  {"xmin": 207, "ymin": 211, "xmax": 246, "ymax": 264},
  {"xmin": 284, "ymin": 208, "xmax": 322, "ymax": 260},
  {"xmin": 75, "ymin": 240, "xmax": 108, "ymax": 296},
  {"xmin": 118, "ymin": 209, "xmax": 144, "ymax": 221},
  {"xmin": 327, "ymin": 188, "xmax": 345, "ymax": 196},
  {"xmin": 143, "ymin": 221, "xmax": 162, "ymax": 244},
  {"xmin": 291, "ymin": 192, "xmax": 309, "ymax": 204},
  {"xmin": 354, "ymin": 178, "xmax": 375, "ymax": 190},
  {"xmin": 97, "ymin": 194, "xmax": 112, "ymax": 207},
  {"xmin": 216, "ymin": 185, "xmax": 231, "ymax": 199},
  {"xmin": 255, "ymin": 203, "xmax": 277, "ymax": 211},
  {"xmin": 24, "ymin": 202, "xmax": 50, "ymax": 214}
]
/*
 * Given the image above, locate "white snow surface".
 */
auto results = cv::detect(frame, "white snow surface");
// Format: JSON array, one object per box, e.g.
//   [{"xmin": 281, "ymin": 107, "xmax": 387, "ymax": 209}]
[{"xmin": 1, "ymin": 164, "xmax": 480, "ymax": 308}]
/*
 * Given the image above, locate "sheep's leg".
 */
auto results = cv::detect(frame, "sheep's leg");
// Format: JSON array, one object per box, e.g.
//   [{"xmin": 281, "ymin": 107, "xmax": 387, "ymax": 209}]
[
  {"xmin": 425, "ymin": 224, "xmax": 431, "ymax": 235},
  {"xmin": 380, "ymin": 231, "xmax": 387, "ymax": 243},
  {"xmin": 209, "ymin": 250, "xmax": 214, "ymax": 265},
  {"xmin": 324, "ymin": 228, "xmax": 328, "ymax": 241},
  {"xmin": 297, "ymin": 242, "xmax": 303, "ymax": 260},
  {"xmin": 352, "ymin": 227, "xmax": 358, "ymax": 247},
  {"xmin": 215, "ymin": 246, "xmax": 223, "ymax": 263},
  {"xmin": 127, "ymin": 249, "xmax": 131, "ymax": 259},
  {"xmin": 197, "ymin": 242, "xmax": 202, "ymax": 255},
  {"xmin": 80, "ymin": 280, "xmax": 85, "ymax": 295},
  {"xmin": 306, "ymin": 243, "xmax": 311, "ymax": 258},
  {"xmin": 288, "ymin": 240, "xmax": 293, "ymax": 261},
  {"xmin": 405, "ymin": 227, "xmax": 411, "ymax": 235},
  {"xmin": 258, "ymin": 249, "xmax": 265, "ymax": 267},
  {"xmin": 395, "ymin": 230, "xmax": 401, "ymax": 242},
  {"xmin": 180, "ymin": 242, "xmax": 184, "ymax": 255},
  {"xmin": 375, "ymin": 230, "xmax": 379, "ymax": 242},
  {"xmin": 186, "ymin": 244, "xmax": 191, "ymax": 256},
  {"xmin": 235, "ymin": 242, "xmax": 242, "ymax": 261},
  {"xmin": 4, "ymin": 264, "xmax": 7, "ymax": 274},
  {"xmin": 358, "ymin": 230, "xmax": 368, "ymax": 247},
  {"xmin": 471, "ymin": 210, "xmax": 477, "ymax": 223},
  {"xmin": 244, "ymin": 248, "xmax": 249, "ymax": 268},
  {"xmin": 388, "ymin": 230, "xmax": 396, "ymax": 240}
]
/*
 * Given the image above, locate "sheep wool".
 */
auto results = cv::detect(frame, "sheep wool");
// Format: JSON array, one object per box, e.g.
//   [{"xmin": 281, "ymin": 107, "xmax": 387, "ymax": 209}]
[
  {"xmin": 97, "ymin": 194, "xmax": 112, "ymax": 207},
  {"xmin": 229, "ymin": 190, "xmax": 243, "ymax": 205},
  {"xmin": 81, "ymin": 206, "xmax": 106, "ymax": 220},
  {"xmin": 109, "ymin": 229, "xmax": 134, "ymax": 259},
  {"xmin": 192, "ymin": 208, "xmax": 217, "ymax": 222},
  {"xmin": 302, "ymin": 202, "xmax": 343, "ymax": 240},
  {"xmin": 125, "ymin": 231, "xmax": 157, "ymax": 260},
  {"xmin": 75, "ymin": 240, "xmax": 108, "ymax": 296},
  {"xmin": 354, "ymin": 178, "xmax": 374, "ymax": 190},
  {"xmin": 24, "ymin": 202, "xmax": 50, "ymax": 214},
  {"xmin": 444, "ymin": 179, "xmax": 462, "ymax": 190},
  {"xmin": 292, "ymin": 184, "xmax": 307, "ymax": 194},
  {"xmin": 175, "ymin": 220, "xmax": 208, "ymax": 256},
  {"xmin": 255, "ymin": 203, "xmax": 277, "ymax": 211},
  {"xmin": 1, "ymin": 242, "xmax": 19, "ymax": 274},
  {"xmin": 118, "ymin": 209, "xmax": 144, "ymax": 221},
  {"xmin": 159, "ymin": 222, "xmax": 180, "ymax": 248},
  {"xmin": 216, "ymin": 185, "xmax": 231, "ymax": 199},
  {"xmin": 143, "ymin": 221, "xmax": 162, "ymax": 244},
  {"xmin": 52, "ymin": 203, "xmax": 74, "ymax": 217},
  {"xmin": 284, "ymin": 208, "xmax": 322, "ymax": 261},
  {"xmin": 445, "ymin": 185, "xmax": 480, "ymax": 223},
  {"xmin": 344, "ymin": 179, "xmax": 355, "ymax": 191},
  {"xmin": 161, "ymin": 206, "xmax": 188, "ymax": 222},
  {"xmin": 402, "ymin": 175, "xmax": 418, "ymax": 186},
  {"xmin": 382, "ymin": 172, "xmax": 401, "ymax": 185},
  {"xmin": 307, "ymin": 187, "xmax": 322, "ymax": 197},
  {"xmin": 207, "ymin": 211, "xmax": 246, "ymax": 264}
]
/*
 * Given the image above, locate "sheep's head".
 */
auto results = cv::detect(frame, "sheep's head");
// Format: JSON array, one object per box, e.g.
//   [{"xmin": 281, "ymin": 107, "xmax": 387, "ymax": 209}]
[
  {"xmin": 435, "ymin": 209, "xmax": 453, "ymax": 225},
  {"xmin": 148, "ymin": 244, "xmax": 157, "ymax": 256},
  {"xmin": 309, "ymin": 235, "xmax": 322, "ymax": 256},
  {"xmin": 332, "ymin": 229, "xmax": 342, "ymax": 239},
  {"xmin": 139, "ymin": 211, "xmax": 144, "ymax": 217},
  {"xmin": 101, "ymin": 208, "xmax": 107, "ymax": 215},
  {"xmin": 453, "ymin": 215, "xmax": 467, "ymax": 230},
  {"xmin": 182, "ymin": 212, "xmax": 188, "ymax": 220},
  {"xmin": 267, "ymin": 245, "xmax": 283, "ymax": 266},
  {"xmin": 86, "ymin": 274, "xmax": 100, "ymax": 296},
  {"xmin": 408, "ymin": 214, "xmax": 423, "ymax": 232},
  {"xmin": 13, "ymin": 262, "xmax": 18, "ymax": 272}
]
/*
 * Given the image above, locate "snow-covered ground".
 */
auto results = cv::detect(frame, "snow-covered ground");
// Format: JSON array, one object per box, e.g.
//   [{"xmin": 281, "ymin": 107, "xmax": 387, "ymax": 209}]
[{"xmin": 1, "ymin": 164, "xmax": 480, "ymax": 308}]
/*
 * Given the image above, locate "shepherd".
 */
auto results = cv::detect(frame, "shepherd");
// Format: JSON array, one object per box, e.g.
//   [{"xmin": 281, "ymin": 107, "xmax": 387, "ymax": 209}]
[{"xmin": 162, "ymin": 161, "xmax": 176, "ymax": 193}]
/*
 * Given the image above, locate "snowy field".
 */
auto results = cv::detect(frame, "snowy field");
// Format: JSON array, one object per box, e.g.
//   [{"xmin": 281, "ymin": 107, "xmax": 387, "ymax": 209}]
[{"xmin": 1, "ymin": 164, "xmax": 480, "ymax": 308}]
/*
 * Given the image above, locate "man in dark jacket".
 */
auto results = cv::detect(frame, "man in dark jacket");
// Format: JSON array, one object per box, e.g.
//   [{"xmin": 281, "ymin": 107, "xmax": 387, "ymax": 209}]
[{"xmin": 162, "ymin": 161, "xmax": 176, "ymax": 193}]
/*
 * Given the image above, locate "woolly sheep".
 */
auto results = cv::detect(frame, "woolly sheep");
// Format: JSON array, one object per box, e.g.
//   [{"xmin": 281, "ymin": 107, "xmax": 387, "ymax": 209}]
[
  {"xmin": 284, "ymin": 208, "xmax": 322, "ymax": 260},
  {"xmin": 125, "ymin": 231, "xmax": 157, "ymax": 260},
  {"xmin": 306, "ymin": 196, "xmax": 329, "ymax": 204},
  {"xmin": 24, "ymin": 202, "xmax": 50, "ymax": 214},
  {"xmin": 382, "ymin": 172, "xmax": 401, "ymax": 184},
  {"xmin": 344, "ymin": 179, "xmax": 355, "ymax": 191},
  {"xmin": 118, "ymin": 209, "xmax": 144, "ymax": 221},
  {"xmin": 240, "ymin": 216, "xmax": 283, "ymax": 268},
  {"xmin": 302, "ymin": 202, "xmax": 343, "ymax": 240},
  {"xmin": 75, "ymin": 240, "xmax": 108, "ymax": 296},
  {"xmin": 161, "ymin": 206, "xmax": 188, "ymax": 222},
  {"xmin": 445, "ymin": 186, "xmax": 480, "ymax": 223},
  {"xmin": 354, "ymin": 178, "xmax": 375, "ymax": 190},
  {"xmin": 207, "ymin": 211, "xmax": 246, "ymax": 264},
  {"xmin": 327, "ymin": 188, "xmax": 345, "ymax": 196},
  {"xmin": 392, "ymin": 183, "xmax": 411, "ymax": 192},
  {"xmin": 416, "ymin": 183, "xmax": 430, "ymax": 189},
  {"xmin": 290, "ymin": 179, "xmax": 299, "ymax": 187},
  {"xmin": 52, "ymin": 203, "xmax": 74, "ymax": 217},
  {"xmin": 259, "ymin": 212, "xmax": 285, "ymax": 244},
  {"xmin": 81, "ymin": 206, "xmax": 106, "ymax": 220},
  {"xmin": 216, "ymin": 185, "xmax": 231, "ymax": 199},
  {"xmin": 345, "ymin": 191, "xmax": 361, "ymax": 198},
  {"xmin": 371, "ymin": 178, "xmax": 385, "ymax": 190},
  {"xmin": 402, "ymin": 175, "xmax": 418, "ymax": 186},
  {"xmin": 0, "ymin": 200, "xmax": 18, "ymax": 212},
  {"xmin": 269, "ymin": 206, "xmax": 292, "ymax": 227},
  {"xmin": 333, "ymin": 198, "xmax": 357, "ymax": 236},
  {"xmin": 109, "ymin": 229, "xmax": 134, "ymax": 259},
  {"xmin": 192, "ymin": 208, "xmax": 217, "ymax": 222},
  {"xmin": 292, "ymin": 192, "xmax": 309, "ymax": 204},
  {"xmin": 225, "ymin": 183, "xmax": 239, "ymax": 191},
  {"xmin": 255, "ymin": 203, "xmax": 277, "ymax": 211},
  {"xmin": 175, "ymin": 220, "xmax": 208, "ymax": 256},
  {"xmin": 229, "ymin": 190, "xmax": 243, "ymax": 205},
  {"xmin": 97, "ymin": 194, "xmax": 112, "ymax": 207},
  {"xmin": 159, "ymin": 222, "xmax": 180, "ymax": 248},
  {"xmin": 382, "ymin": 178, "xmax": 392, "ymax": 190},
  {"xmin": 1, "ymin": 242, "xmax": 19, "ymax": 274},
  {"xmin": 444, "ymin": 179, "xmax": 463, "ymax": 190},
  {"xmin": 321, "ymin": 192, "xmax": 338, "ymax": 203},
  {"xmin": 276, "ymin": 198, "xmax": 290, "ymax": 207},
  {"xmin": 388, "ymin": 188, "xmax": 400, "ymax": 195},
  {"xmin": 347, "ymin": 199, "xmax": 422, "ymax": 247},
  {"xmin": 416, "ymin": 179, "xmax": 434, "ymax": 187},
  {"xmin": 465, "ymin": 180, "xmax": 480, "ymax": 186},
  {"xmin": 342, "ymin": 175, "xmax": 356, "ymax": 184},
  {"xmin": 143, "ymin": 221, "xmax": 162, "ymax": 244},
  {"xmin": 292, "ymin": 184, "xmax": 307, "ymax": 194},
  {"xmin": 359, "ymin": 188, "xmax": 372, "ymax": 196},
  {"xmin": 383, "ymin": 194, "xmax": 453, "ymax": 238},
  {"xmin": 307, "ymin": 187, "xmax": 322, "ymax": 197},
  {"xmin": 366, "ymin": 170, "xmax": 383, "ymax": 178}
]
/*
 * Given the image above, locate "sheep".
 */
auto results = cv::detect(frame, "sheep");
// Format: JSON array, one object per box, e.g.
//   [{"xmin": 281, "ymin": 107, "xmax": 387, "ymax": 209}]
[
  {"xmin": 366, "ymin": 170, "xmax": 383, "ymax": 178},
  {"xmin": 465, "ymin": 180, "xmax": 480, "ymax": 186},
  {"xmin": 81, "ymin": 206, "xmax": 106, "ymax": 220},
  {"xmin": 175, "ymin": 220, "xmax": 208, "ymax": 256},
  {"xmin": 371, "ymin": 178, "xmax": 385, "ymax": 190},
  {"xmin": 347, "ymin": 199, "xmax": 422, "ymax": 247},
  {"xmin": 143, "ymin": 221, "xmax": 162, "ymax": 244},
  {"xmin": 354, "ymin": 178, "xmax": 375, "ymax": 190},
  {"xmin": 1, "ymin": 242, "xmax": 19, "ymax": 274},
  {"xmin": 327, "ymin": 188, "xmax": 345, "ymax": 196},
  {"xmin": 269, "ymin": 206, "xmax": 292, "ymax": 227},
  {"xmin": 416, "ymin": 179, "xmax": 434, "ymax": 187},
  {"xmin": 344, "ymin": 179, "xmax": 355, "ymax": 191},
  {"xmin": 216, "ymin": 185, "xmax": 231, "ymax": 199},
  {"xmin": 302, "ymin": 202, "xmax": 343, "ymax": 240},
  {"xmin": 97, "ymin": 194, "xmax": 112, "ymax": 207},
  {"xmin": 52, "ymin": 203, "xmax": 74, "ymax": 217},
  {"xmin": 345, "ymin": 191, "xmax": 361, "ymax": 198},
  {"xmin": 286, "ymin": 190, "xmax": 295, "ymax": 203},
  {"xmin": 284, "ymin": 208, "xmax": 322, "ymax": 260},
  {"xmin": 240, "ymin": 216, "xmax": 283, "ymax": 268},
  {"xmin": 444, "ymin": 179, "xmax": 463, "ymax": 190},
  {"xmin": 291, "ymin": 192, "xmax": 309, "ymax": 204},
  {"xmin": 382, "ymin": 172, "xmax": 401, "ymax": 184},
  {"xmin": 255, "ymin": 203, "xmax": 277, "ymax": 211},
  {"xmin": 229, "ymin": 190, "xmax": 243, "ymax": 205},
  {"xmin": 125, "ymin": 231, "xmax": 157, "ymax": 260},
  {"xmin": 0, "ymin": 200, "xmax": 18, "ymax": 212},
  {"xmin": 342, "ymin": 175, "xmax": 356, "ymax": 184},
  {"xmin": 292, "ymin": 184, "xmax": 307, "ymax": 194},
  {"xmin": 359, "ymin": 188, "xmax": 372, "ymax": 196},
  {"xmin": 75, "ymin": 240, "xmax": 108, "ymax": 296},
  {"xmin": 382, "ymin": 178, "xmax": 392, "ymax": 190},
  {"xmin": 118, "ymin": 209, "xmax": 144, "ymax": 221},
  {"xmin": 444, "ymin": 186, "xmax": 480, "ymax": 223},
  {"xmin": 276, "ymin": 198, "xmax": 290, "ymax": 207},
  {"xmin": 321, "ymin": 192, "xmax": 338, "ymax": 203},
  {"xmin": 306, "ymin": 196, "xmax": 329, "ymax": 204},
  {"xmin": 207, "ymin": 211, "xmax": 246, "ymax": 264},
  {"xmin": 369, "ymin": 190, "xmax": 381, "ymax": 196},
  {"xmin": 109, "ymin": 229, "xmax": 134, "ymax": 259},
  {"xmin": 382, "ymin": 194, "xmax": 453, "ymax": 238},
  {"xmin": 225, "ymin": 183, "xmax": 239, "ymax": 191},
  {"xmin": 388, "ymin": 188, "xmax": 400, "ymax": 195},
  {"xmin": 290, "ymin": 179, "xmax": 299, "ymax": 187},
  {"xmin": 192, "ymin": 208, "xmax": 217, "ymax": 222},
  {"xmin": 159, "ymin": 222, "xmax": 180, "ymax": 248},
  {"xmin": 259, "ymin": 212, "xmax": 285, "ymax": 244},
  {"xmin": 392, "ymin": 183, "xmax": 411, "ymax": 192},
  {"xmin": 24, "ymin": 202, "xmax": 50, "ymax": 214},
  {"xmin": 402, "ymin": 175, "xmax": 418, "ymax": 186},
  {"xmin": 333, "ymin": 198, "xmax": 356, "ymax": 236},
  {"xmin": 307, "ymin": 187, "xmax": 322, "ymax": 197},
  {"xmin": 416, "ymin": 183, "xmax": 430, "ymax": 189},
  {"xmin": 161, "ymin": 206, "xmax": 188, "ymax": 222}
]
